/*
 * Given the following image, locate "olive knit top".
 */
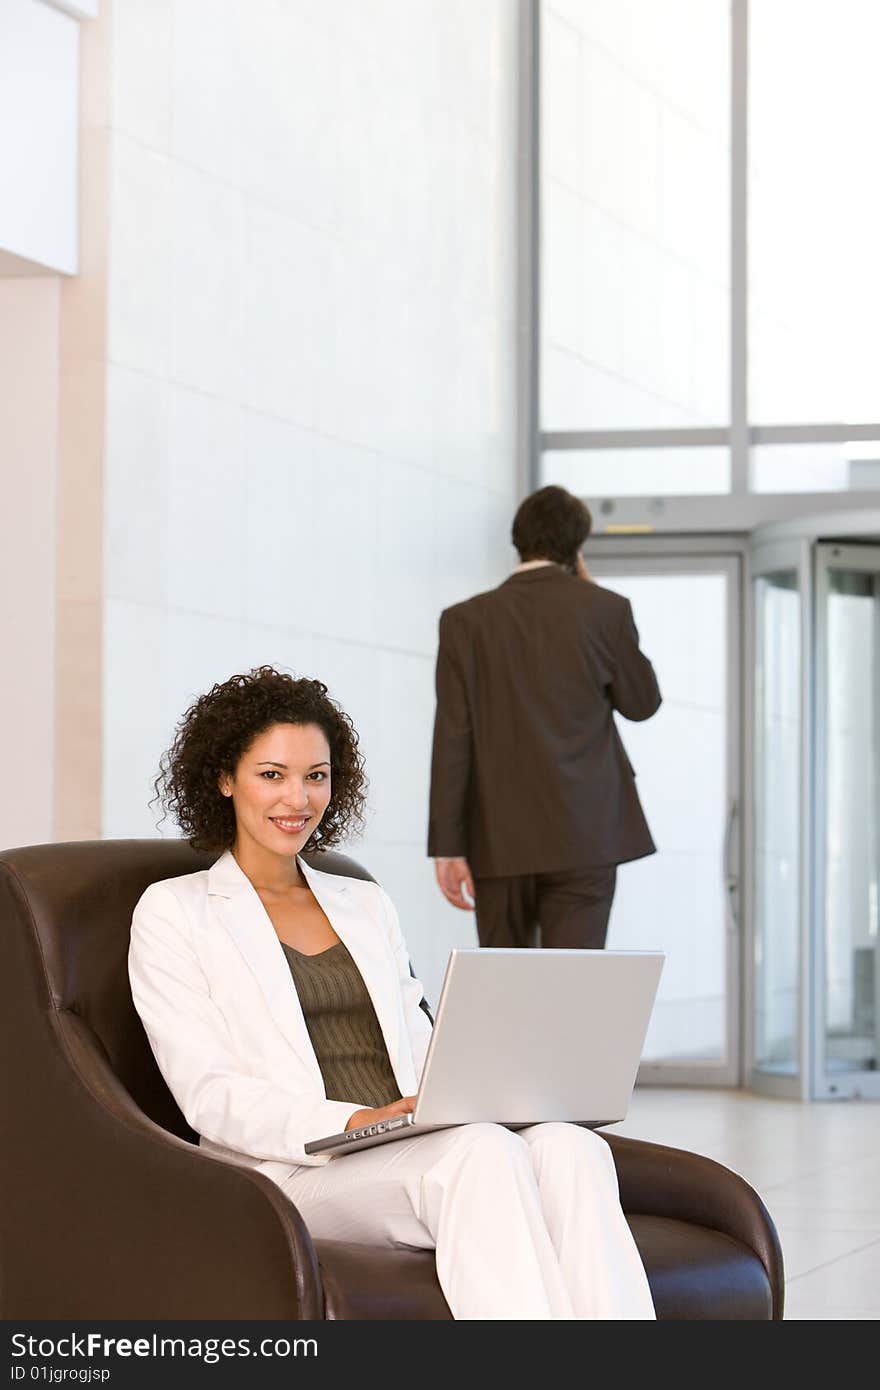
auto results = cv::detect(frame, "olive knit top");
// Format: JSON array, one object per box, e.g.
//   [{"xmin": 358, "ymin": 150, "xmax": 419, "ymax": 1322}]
[{"xmin": 282, "ymin": 940, "xmax": 401, "ymax": 1110}]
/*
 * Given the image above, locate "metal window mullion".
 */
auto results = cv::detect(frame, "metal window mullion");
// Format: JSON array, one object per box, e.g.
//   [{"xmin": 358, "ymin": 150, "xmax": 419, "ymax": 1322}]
[
  {"xmin": 803, "ymin": 540, "xmax": 819, "ymax": 1099},
  {"xmin": 542, "ymin": 425, "xmax": 880, "ymax": 452},
  {"xmin": 541, "ymin": 427, "xmax": 729, "ymax": 450},
  {"xmin": 519, "ymin": 0, "xmax": 541, "ymax": 499},
  {"xmin": 731, "ymin": 0, "xmax": 749, "ymax": 495},
  {"xmin": 752, "ymin": 423, "xmax": 880, "ymax": 445}
]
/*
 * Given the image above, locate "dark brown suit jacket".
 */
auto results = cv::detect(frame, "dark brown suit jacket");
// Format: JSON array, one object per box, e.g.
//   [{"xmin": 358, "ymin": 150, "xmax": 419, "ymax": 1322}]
[{"xmin": 428, "ymin": 565, "xmax": 661, "ymax": 878}]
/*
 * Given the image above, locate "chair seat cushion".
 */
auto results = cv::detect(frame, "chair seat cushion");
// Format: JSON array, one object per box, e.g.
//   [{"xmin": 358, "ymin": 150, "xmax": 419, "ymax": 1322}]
[
  {"xmin": 629, "ymin": 1214, "xmax": 774, "ymax": 1320},
  {"xmin": 317, "ymin": 1240, "xmax": 453, "ymax": 1320},
  {"xmin": 317, "ymin": 1215, "xmax": 773, "ymax": 1320}
]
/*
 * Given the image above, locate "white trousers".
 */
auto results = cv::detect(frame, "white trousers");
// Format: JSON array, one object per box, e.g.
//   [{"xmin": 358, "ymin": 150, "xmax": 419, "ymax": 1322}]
[{"xmin": 280, "ymin": 1122, "xmax": 655, "ymax": 1320}]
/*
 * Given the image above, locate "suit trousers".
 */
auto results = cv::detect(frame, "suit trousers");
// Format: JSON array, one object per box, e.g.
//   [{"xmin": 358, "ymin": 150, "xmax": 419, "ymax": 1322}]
[
  {"xmin": 280, "ymin": 1121, "xmax": 654, "ymax": 1319},
  {"xmin": 473, "ymin": 865, "xmax": 617, "ymax": 949}
]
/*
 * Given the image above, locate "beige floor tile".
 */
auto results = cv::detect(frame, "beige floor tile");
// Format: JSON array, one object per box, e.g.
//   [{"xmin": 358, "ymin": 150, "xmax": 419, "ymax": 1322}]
[
  {"xmin": 784, "ymin": 1306, "xmax": 880, "ymax": 1320},
  {"xmin": 772, "ymin": 1226, "xmax": 880, "ymax": 1280},
  {"xmin": 617, "ymin": 1087, "xmax": 880, "ymax": 1320},
  {"xmin": 760, "ymin": 1205, "xmax": 880, "ymax": 1233},
  {"xmin": 784, "ymin": 1239, "xmax": 880, "ymax": 1305},
  {"xmin": 760, "ymin": 1163, "xmax": 880, "ymax": 1212}
]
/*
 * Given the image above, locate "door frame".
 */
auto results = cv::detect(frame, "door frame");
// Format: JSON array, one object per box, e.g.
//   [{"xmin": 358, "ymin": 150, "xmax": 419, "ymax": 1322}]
[
  {"xmin": 812, "ymin": 541, "xmax": 880, "ymax": 1100},
  {"xmin": 748, "ymin": 532, "xmax": 814, "ymax": 1100},
  {"xmin": 587, "ymin": 534, "xmax": 746, "ymax": 1087}
]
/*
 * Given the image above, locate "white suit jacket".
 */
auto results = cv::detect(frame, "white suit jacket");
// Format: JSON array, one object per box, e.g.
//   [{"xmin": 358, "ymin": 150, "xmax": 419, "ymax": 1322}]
[{"xmin": 128, "ymin": 849, "xmax": 433, "ymax": 1178}]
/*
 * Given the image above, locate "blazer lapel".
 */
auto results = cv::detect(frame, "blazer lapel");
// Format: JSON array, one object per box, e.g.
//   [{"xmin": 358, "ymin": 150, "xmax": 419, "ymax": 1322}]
[
  {"xmin": 207, "ymin": 850, "xmax": 402, "ymax": 1081},
  {"xmin": 298, "ymin": 857, "xmax": 402, "ymax": 1076},
  {"xmin": 207, "ymin": 850, "xmax": 319, "ymax": 1075}
]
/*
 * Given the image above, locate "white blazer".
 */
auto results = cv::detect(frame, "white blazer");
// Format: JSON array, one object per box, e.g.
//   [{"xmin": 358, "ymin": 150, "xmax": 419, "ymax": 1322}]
[{"xmin": 128, "ymin": 849, "xmax": 434, "ymax": 1178}]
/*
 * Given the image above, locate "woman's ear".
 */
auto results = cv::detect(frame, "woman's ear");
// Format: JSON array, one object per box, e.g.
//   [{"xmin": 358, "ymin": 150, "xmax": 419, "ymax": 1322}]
[{"xmin": 219, "ymin": 777, "xmax": 232, "ymax": 797}]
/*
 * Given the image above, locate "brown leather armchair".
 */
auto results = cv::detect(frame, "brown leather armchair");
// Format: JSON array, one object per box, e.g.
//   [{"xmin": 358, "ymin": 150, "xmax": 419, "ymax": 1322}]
[{"xmin": 0, "ymin": 839, "xmax": 784, "ymax": 1320}]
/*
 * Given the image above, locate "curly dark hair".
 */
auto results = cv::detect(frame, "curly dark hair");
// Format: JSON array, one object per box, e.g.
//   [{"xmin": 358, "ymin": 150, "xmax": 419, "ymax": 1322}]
[
  {"xmin": 154, "ymin": 666, "xmax": 368, "ymax": 853},
  {"xmin": 511, "ymin": 485, "xmax": 592, "ymax": 569}
]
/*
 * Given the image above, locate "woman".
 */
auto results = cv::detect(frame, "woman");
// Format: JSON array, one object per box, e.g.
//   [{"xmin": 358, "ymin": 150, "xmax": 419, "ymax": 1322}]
[{"xmin": 129, "ymin": 666, "xmax": 655, "ymax": 1320}]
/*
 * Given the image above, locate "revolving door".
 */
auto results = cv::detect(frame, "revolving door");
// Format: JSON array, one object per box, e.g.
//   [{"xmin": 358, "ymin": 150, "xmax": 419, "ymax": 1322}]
[{"xmin": 751, "ymin": 517, "xmax": 880, "ymax": 1099}]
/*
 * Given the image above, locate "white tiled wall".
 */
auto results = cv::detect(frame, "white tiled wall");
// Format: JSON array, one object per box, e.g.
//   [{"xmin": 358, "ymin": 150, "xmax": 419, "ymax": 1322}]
[{"xmin": 101, "ymin": 0, "xmax": 519, "ymax": 1001}]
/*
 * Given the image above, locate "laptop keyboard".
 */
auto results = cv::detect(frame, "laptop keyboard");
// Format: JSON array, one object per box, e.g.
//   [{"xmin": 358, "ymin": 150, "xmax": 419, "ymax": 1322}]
[{"xmin": 345, "ymin": 1114, "xmax": 413, "ymax": 1142}]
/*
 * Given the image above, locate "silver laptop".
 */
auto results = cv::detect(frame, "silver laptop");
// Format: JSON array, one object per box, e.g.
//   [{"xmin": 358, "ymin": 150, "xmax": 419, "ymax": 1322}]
[{"xmin": 304, "ymin": 946, "xmax": 664, "ymax": 1157}]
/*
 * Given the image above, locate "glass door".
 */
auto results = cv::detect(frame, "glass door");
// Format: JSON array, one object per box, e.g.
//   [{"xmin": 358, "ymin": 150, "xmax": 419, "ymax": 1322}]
[
  {"xmin": 586, "ymin": 550, "xmax": 741, "ymax": 1086},
  {"xmin": 749, "ymin": 535, "xmax": 811, "ymax": 1098},
  {"xmin": 814, "ymin": 543, "xmax": 880, "ymax": 1099}
]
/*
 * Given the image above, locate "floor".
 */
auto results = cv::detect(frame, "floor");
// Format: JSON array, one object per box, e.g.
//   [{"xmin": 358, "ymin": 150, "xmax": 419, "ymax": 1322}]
[{"xmin": 615, "ymin": 1086, "xmax": 880, "ymax": 1320}]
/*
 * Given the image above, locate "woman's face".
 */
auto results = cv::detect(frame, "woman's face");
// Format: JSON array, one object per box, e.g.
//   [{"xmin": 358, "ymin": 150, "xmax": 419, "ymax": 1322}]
[{"xmin": 221, "ymin": 722, "xmax": 332, "ymax": 861}]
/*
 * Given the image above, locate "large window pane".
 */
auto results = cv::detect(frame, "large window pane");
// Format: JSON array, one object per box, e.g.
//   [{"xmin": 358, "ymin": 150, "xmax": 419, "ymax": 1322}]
[
  {"xmin": 752, "ymin": 443, "xmax": 880, "ymax": 494},
  {"xmin": 542, "ymin": 446, "xmax": 730, "ymax": 497},
  {"xmin": 750, "ymin": 0, "xmax": 880, "ymax": 424},
  {"xmin": 541, "ymin": 0, "xmax": 730, "ymax": 432}
]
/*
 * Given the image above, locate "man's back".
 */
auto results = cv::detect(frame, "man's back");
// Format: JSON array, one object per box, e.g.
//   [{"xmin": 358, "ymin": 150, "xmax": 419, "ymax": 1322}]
[{"xmin": 428, "ymin": 564, "xmax": 661, "ymax": 879}]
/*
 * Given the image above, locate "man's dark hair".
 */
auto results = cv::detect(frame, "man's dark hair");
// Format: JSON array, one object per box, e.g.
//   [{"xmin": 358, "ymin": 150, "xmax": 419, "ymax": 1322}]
[{"xmin": 511, "ymin": 485, "xmax": 592, "ymax": 568}]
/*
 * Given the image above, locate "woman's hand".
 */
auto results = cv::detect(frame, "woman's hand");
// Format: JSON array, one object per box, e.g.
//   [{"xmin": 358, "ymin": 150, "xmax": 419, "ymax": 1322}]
[{"xmin": 345, "ymin": 1095, "xmax": 417, "ymax": 1131}]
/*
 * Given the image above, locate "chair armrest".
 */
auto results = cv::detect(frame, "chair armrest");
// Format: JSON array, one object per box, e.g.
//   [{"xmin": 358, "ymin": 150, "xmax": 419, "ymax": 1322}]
[
  {"xmin": 5, "ymin": 1010, "xmax": 323, "ymax": 1320},
  {"xmin": 601, "ymin": 1131, "xmax": 785, "ymax": 1320}
]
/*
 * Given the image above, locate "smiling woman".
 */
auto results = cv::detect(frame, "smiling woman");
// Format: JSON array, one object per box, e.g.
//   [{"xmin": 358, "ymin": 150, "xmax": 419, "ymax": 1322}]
[
  {"xmin": 154, "ymin": 666, "xmax": 368, "ymax": 857},
  {"xmin": 219, "ymin": 722, "xmax": 338, "ymax": 953},
  {"xmin": 129, "ymin": 664, "xmax": 656, "ymax": 1320}
]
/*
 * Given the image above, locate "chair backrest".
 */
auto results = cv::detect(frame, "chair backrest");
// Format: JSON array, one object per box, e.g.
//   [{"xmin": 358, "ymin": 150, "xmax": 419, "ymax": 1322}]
[{"xmin": 0, "ymin": 838, "xmax": 376, "ymax": 1143}]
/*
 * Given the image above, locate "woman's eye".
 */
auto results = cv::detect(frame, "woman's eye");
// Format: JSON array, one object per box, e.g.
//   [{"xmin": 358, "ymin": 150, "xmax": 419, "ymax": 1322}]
[
  {"xmin": 261, "ymin": 770, "xmax": 281, "ymax": 780},
  {"xmin": 308, "ymin": 771, "xmax": 328, "ymax": 782}
]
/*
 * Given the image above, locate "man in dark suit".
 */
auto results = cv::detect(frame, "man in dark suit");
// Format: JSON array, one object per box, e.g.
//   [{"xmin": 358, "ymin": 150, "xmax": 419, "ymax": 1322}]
[{"xmin": 428, "ymin": 485, "xmax": 661, "ymax": 949}]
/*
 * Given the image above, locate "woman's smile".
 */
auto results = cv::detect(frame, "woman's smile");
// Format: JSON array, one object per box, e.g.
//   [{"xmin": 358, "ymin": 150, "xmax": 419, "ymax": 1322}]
[
  {"xmin": 269, "ymin": 814, "xmax": 312, "ymax": 835},
  {"xmin": 222, "ymin": 722, "xmax": 333, "ymax": 878}
]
